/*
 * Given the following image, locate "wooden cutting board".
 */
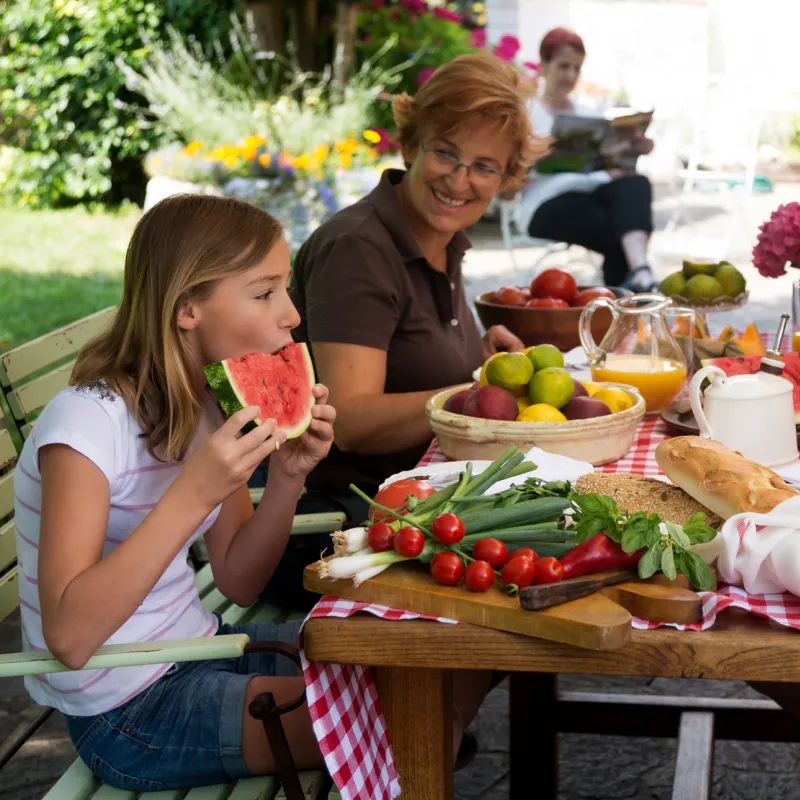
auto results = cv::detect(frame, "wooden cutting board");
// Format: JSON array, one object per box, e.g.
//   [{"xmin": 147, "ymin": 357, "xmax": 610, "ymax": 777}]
[{"xmin": 304, "ymin": 560, "xmax": 709, "ymax": 652}]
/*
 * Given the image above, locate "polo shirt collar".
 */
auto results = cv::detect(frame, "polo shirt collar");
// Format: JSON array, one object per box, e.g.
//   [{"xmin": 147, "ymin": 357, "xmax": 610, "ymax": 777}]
[{"xmin": 369, "ymin": 169, "xmax": 472, "ymax": 266}]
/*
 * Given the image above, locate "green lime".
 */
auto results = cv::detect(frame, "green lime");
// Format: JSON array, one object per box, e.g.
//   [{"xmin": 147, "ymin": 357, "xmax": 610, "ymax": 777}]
[
  {"xmin": 527, "ymin": 367, "xmax": 575, "ymax": 409},
  {"xmin": 682, "ymin": 258, "xmax": 719, "ymax": 278},
  {"xmin": 685, "ymin": 274, "xmax": 724, "ymax": 305},
  {"xmin": 658, "ymin": 272, "xmax": 687, "ymax": 298},
  {"xmin": 485, "ymin": 352, "xmax": 534, "ymax": 392},
  {"xmin": 713, "ymin": 264, "xmax": 746, "ymax": 297},
  {"xmin": 525, "ymin": 343, "xmax": 564, "ymax": 373}
]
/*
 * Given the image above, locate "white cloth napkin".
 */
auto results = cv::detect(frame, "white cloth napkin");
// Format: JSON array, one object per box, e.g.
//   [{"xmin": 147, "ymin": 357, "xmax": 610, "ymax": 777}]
[{"xmin": 712, "ymin": 494, "xmax": 800, "ymax": 595}]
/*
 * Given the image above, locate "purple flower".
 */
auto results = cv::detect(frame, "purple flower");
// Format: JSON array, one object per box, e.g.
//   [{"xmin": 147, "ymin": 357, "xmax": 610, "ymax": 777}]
[
  {"xmin": 470, "ymin": 28, "xmax": 487, "ymax": 48},
  {"xmin": 416, "ymin": 66, "xmax": 436, "ymax": 86},
  {"xmin": 752, "ymin": 202, "xmax": 800, "ymax": 278},
  {"xmin": 400, "ymin": 0, "xmax": 428, "ymax": 14},
  {"xmin": 432, "ymin": 8, "xmax": 462, "ymax": 23}
]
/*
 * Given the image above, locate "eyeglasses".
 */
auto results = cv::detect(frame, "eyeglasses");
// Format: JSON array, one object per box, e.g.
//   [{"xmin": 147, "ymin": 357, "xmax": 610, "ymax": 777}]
[{"xmin": 420, "ymin": 145, "xmax": 505, "ymax": 187}]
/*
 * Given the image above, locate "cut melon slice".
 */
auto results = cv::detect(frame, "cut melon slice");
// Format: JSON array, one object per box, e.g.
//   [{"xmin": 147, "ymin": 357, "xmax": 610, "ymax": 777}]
[{"xmin": 204, "ymin": 343, "xmax": 316, "ymax": 438}]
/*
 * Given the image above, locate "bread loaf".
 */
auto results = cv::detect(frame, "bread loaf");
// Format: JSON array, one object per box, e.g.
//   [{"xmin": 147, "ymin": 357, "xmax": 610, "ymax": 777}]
[{"xmin": 654, "ymin": 436, "xmax": 798, "ymax": 519}]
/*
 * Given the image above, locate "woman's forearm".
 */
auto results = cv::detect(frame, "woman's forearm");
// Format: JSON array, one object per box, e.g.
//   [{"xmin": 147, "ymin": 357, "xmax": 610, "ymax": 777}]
[{"xmin": 334, "ymin": 389, "xmax": 441, "ymax": 454}]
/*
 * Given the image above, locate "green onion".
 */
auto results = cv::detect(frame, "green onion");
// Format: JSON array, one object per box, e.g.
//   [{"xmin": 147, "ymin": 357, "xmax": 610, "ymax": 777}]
[
  {"xmin": 462, "ymin": 527, "xmax": 572, "ymax": 543},
  {"xmin": 460, "ymin": 496, "xmax": 571, "ymax": 535}
]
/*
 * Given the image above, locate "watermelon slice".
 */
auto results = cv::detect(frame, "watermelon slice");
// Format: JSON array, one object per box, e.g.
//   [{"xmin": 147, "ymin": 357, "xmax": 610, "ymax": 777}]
[
  {"xmin": 701, "ymin": 353, "xmax": 800, "ymax": 424},
  {"xmin": 204, "ymin": 343, "xmax": 316, "ymax": 437}
]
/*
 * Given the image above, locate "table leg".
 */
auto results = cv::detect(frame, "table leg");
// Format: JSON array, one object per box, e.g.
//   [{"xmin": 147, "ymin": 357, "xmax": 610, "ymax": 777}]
[
  {"xmin": 374, "ymin": 665, "xmax": 454, "ymax": 800},
  {"xmin": 510, "ymin": 672, "xmax": 558, "ymax": 800}
]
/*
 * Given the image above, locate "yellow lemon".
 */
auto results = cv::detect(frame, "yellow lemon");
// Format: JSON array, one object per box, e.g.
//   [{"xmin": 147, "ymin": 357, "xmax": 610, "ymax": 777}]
[
  {"xmin": 517, "ymin": 403, "xmax": 567, "ymax": 423},
  {"xmin": 516, "ymin": 397, "xmax": 531, "ymax": 415},
  {"xmin": 479, "ymin": 351, "xmax": 506, "ymax": 385},
  {"xmin": 581, "ymin": 381, "xmax": 602, "ymax": 397},
  {"xmin": 593, "ymin": 388, "xmax": 634, "ymax": 414},
  {"xmin": 485, "ymin": 352, "xmax": 534, "ymax": 392}
]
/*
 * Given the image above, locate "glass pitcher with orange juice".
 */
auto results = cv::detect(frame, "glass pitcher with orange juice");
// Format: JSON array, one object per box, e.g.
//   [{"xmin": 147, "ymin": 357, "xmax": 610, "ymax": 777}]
[{"xmin": 579, "ymin": 293, "xmax": 687, "ymax": 414}]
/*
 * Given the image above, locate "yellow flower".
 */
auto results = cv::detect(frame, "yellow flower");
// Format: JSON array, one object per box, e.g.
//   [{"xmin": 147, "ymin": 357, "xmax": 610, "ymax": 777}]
[
  {"xmin": 472, "ymin": 2, "xmax": 485, "ymax": 11},
  {"xmin": 340, "ymin": 153, "xmax": 353, "ymax": 169},
  {"xmin": 258, "ymin": 153, "xmax": 272, "ymax": 167},
  {"xmin": 243, "ymin": 134, "xmax": 267, "ymax": 148},
  {"xmin": 335, "ymin": 138, "xmax": 359, "ymax": 154},
  {"xmin": 294, "ymin": 154, "xmax": 312, "ymax": 169},
  {"xmin": 223, "ymin": 155, "xmax": 238, "ymax": 169},
  {"xmin": 312, "ymin": 144, "xmax": 330, "ymax": 162},
  {"xmin": 363, "ymin": 129, "xmax": 381, "ymax": 144},
  {"xmin": 366, "ymin": 147, "xmax": 379, "ymax": 160},
  {"xmin": 184, "ymin": 141, "xmax": 204, "ymax": 157},
  {"xmin": 242, "ymin": 145, "xmax": 258, "ymax": 161}
]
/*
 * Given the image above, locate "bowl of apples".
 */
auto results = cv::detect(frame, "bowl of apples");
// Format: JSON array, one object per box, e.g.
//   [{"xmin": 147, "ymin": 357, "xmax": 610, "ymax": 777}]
[{"xmin": 474, "ymin": 269, "xmax": 631, "ymax": 351}]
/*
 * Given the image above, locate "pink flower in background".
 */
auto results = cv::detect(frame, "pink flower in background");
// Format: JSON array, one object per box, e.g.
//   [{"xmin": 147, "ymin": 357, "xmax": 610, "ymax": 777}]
[
  {"xmin": 401, "ymin": 0, "xmax": 428, "ymax": 14},
  {"xmin": 370, "ymin": 127, "xmax": 394, "ymax": 154},
  {"xmin": 752, "ymin": 202, "xmax": 800, "ymax": 278},
  {"xmin": 492, "ymin": 34, "xmax": 521, "ymax": 61},
  {"xmin": 368, "ymin": 0, "xmax": 385, "ymax": 8},
  {"xmin": 416, "ymin": 66, "xmax": 436, "ymax": 86},
  {"xmin": 432, "ymin": 7, "xmax": 462, "ymax": 23},
  {"xmin": 471, "ymin": 28, "xmax": 487, "ymax": 48},
  {"xmin": 523, "ymin": 60, "xmax": 540, "ymax": 73}
]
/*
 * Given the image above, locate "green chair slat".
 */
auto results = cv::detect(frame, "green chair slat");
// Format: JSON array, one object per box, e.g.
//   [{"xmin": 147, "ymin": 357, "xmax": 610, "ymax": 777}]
[
  {"xmin": 284, "ymin": 610, "xmax": 307, "ymax": 624},
  {"xmin": 194, "ymin": 563, "xmax": 216, "ymax": 598},
  {"xmin": 0, "ymin": 518, "xmax": 16, "ymax": 574},
  {"xmin": 0, "ymin": 470, "xmax": 14, "ymax": 520},
  {"xmin": 276, "ymin": 771, "xmax": 326, "ymax": 799},
  {"xmin": 219, "ymin": 602, "xmax": 256, "ymax": 626},
  {"xmin": 240, "ymin": 603, "xmax": 283, "ymax": 626},
  {"xmin": 135, "ymin": 791, "xmax": 185, "ymax": 800},
  {"xmin": 91, "ymin": 785, "xmax": 137, "ymax": 800},
  {"xmin": 183, "ymin": 785, "xmax": 233, "ymax": 799},
  {"xmin": 327, "ymin": 790, "xmax": 343, "ymax": 800},
  {"xmin": 0, "ymin": 566, "xmax": 19, "ymax": 625},
  {"xmin": 227, "ymin": 775, "xmax": 280, "ymax": 799},
  {"xmin": 289, "ymin": 513, "xmax": 346, "ymax": 536},
  {"xmin": 0, "ymin": 634, "xmax": 250, "ymax": 679},
  {"xmin": 42, "ymin": 759, "xmax": 99, "ymax": 799},
  {"xmin": 0, "ymin": 426, "xmax": 16, "ymax": 470},
  {"xmin": 201, "ymin": 587, "xmax": 233, "ymax": 616},
  {"xmin": 6, "ymin": 362, "xmax": 74, "ymax": 421}
]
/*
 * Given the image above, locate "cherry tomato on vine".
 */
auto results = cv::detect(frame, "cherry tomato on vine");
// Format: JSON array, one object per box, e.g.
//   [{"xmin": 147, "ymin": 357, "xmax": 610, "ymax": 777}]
[
  {"xmin": 431, "ymin": 513, "xmax": 465, "ymax": 545},
  {"xmin": 510, "ymin": 548, "xmax": 538, "ymax": 563},
  {"xmin": 501, "ymin": 556, "xmax": 536, "ymax": 589},
  {"xmin": 430, "ymin": 552, "xmax": 465, "ymax": 586},
  {"xmin": 534, "ymin": 556, "xmax": 565, "ymax": 585},
  {"xmin": 393, "ymin": 526, "xmax": 426, "ymax": 558},
  {"xmin": 367, "ymin": 522, "xmax": 395, "ymax": 553},
  {"xmin": 472, "ymin": 537, "xmax": 509, "ymax": 569},
  {"xmin": 464, "ymin": 560, "xmax": 496, "ymax": 593}
]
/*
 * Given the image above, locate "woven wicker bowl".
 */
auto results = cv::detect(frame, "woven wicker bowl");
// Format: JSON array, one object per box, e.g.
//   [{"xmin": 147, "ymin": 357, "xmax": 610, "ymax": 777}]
[{"xmin": 426, "ymin": 382, "xmax": 646, "ymax": 466}]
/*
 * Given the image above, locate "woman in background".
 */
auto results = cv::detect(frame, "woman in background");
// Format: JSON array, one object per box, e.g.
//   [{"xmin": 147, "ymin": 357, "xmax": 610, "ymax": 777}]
[{"xmin": 517, "ymin": 27, "xmax": 657, "ymax": 291}]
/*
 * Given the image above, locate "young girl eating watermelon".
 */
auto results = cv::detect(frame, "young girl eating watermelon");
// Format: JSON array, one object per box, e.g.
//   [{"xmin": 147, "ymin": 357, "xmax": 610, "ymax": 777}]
[{"xmin": 13, "ymin": 194, "xmax": 336, "ymax": 790}]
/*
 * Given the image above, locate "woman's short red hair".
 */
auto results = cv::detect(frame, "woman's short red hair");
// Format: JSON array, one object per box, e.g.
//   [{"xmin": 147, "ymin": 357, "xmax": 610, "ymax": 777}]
[
  {"xmin": 391, "ymin": 52, "xmax": 549, "ymax": 190},
  {"xmin": 539, "ymin": 27, "xmax": 585, "ymax": 63}
]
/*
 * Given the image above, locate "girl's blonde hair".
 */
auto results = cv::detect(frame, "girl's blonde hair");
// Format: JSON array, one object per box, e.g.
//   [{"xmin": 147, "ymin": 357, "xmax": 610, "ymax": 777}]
[
  {"xmin": 392, "ymin": 52, "xmax": 550, "ymax": 190},
  {"xmin": 72, "ymin": 194, "xmax": 283, "ymax": 461}
]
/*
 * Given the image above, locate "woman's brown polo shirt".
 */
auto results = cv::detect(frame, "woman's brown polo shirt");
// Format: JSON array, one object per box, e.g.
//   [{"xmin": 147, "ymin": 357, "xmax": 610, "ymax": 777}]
[{"xmin": 290, "ymin": 168, "xmax": 484, "ymax": 494}]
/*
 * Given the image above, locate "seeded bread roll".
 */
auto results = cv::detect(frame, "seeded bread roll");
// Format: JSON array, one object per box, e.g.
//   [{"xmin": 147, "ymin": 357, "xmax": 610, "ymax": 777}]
[
  {"xmin": 654, "ymin": 436, "xmax": 798, "ymax": 520},
  {"xmin": 574, "ymin": 473, "xmax": 723, "ymax": 528}
]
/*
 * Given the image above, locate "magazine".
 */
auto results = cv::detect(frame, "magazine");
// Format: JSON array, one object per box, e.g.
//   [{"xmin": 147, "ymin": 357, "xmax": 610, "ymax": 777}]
[{"xmin": 535, "ymin": 107, "xmax": 654, "ymax": 175}]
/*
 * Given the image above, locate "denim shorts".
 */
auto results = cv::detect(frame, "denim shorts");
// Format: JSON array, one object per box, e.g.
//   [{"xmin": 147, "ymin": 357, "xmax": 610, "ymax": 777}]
[{"xmin": 63, "ymin": 618, "xmax": 304, "ymax": 792}]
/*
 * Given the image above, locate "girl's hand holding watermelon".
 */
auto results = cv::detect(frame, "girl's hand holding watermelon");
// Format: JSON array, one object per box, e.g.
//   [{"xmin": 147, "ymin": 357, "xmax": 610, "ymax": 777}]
[{"xmin": 270, "ymin": 383, "xmax": 337, "ymax": 481}]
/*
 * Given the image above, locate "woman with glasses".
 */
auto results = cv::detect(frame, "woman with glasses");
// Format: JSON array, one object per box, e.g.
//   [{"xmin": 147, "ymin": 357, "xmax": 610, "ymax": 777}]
[
  {"xmin": 517, "ymin": 28, "xmax": 658, "ymax": 292},
  {"xmin": 286, "ymin": 52, "xmax": 547, "ymax": 508}
]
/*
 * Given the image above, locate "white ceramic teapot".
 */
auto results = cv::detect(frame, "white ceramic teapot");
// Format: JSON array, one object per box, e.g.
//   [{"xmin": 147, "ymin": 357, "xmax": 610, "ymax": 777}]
[{"xmin": 689, "ymin": 361, "xmax": 798, "ymax": 468}]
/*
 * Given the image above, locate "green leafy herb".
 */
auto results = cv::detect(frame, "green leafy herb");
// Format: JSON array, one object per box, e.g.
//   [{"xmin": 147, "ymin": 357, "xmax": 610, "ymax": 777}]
[
  {"xmin": 571, "ymin": 494, "xmax": 622, "ymax": 544},
  {"xmin": 683, "ymin": 513, "xmax": 718, "ymax": 545},
  {"xmin": 621, "ymin": 512, "xmax": 662, "ymax": 553},
  {"xmin": 638, "ymin": 544, "xmax": 661, "ymax": 578},
  {"xmin": 665, "ymin": 521, "xmax": 691, "ymax": 550},
  {"xmin": 661, "ymin": 542, "xmax": 677, "ymax": 580}
]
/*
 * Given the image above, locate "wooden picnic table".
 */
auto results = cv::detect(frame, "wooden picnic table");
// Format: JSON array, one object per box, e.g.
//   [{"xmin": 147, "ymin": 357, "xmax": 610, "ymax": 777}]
[{"xmin": 303, "ymin": 608, "xmax": 800, "ymax": 799}]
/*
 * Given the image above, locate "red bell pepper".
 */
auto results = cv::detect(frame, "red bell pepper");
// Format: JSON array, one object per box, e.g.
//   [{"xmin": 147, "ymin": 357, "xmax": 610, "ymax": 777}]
[{"xmin": 561, "ymin": 533, "xmax": 642, "ymax": 579}]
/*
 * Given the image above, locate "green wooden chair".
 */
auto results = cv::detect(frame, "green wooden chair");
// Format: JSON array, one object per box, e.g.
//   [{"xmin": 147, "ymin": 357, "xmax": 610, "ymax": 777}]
[{"xmin": 0, "ymin": 449, "xmax": 343, "ymax": 799}]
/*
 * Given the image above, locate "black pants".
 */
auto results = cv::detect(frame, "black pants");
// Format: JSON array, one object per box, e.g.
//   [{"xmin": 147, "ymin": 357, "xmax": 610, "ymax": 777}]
[{"xmin": 528, "ymin": 174, "xmax": 654, "ymax": 286}]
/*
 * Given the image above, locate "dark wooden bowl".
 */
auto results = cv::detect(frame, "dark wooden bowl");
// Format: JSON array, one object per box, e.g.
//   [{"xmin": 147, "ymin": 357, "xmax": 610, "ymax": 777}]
[{"xmin": 474, "ymin": 285, "xmax": 631, "ymax": 351}]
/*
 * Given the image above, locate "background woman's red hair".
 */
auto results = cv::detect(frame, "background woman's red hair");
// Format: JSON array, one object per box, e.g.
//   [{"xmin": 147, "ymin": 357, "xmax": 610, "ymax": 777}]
[{"xmin": 539, "ymin": 27, "xmax": 586, "ymax": 63}]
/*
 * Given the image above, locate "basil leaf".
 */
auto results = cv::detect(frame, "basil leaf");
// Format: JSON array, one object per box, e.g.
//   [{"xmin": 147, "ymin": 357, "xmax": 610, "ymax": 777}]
[
  {"xmin": 666, "ymin": 521, "xmax": 691, "ymax": 550},
  {"xmin": 682, "ymin": 550, "xmax": 715, "ymax": 591},
  {"xmin": 624, "ymin": 512, "xmax": 662, "ymax": 549},
  {"xmin": 684, "ymin": 513, "xmax": 718, "ymax": 545},
  {"xmin": 573, "ymin": 516, "xmax": 610, "ymax": 544},
  {"xmin": 638, "ymin": 544, "xmax": 661, "ymax": 579},
  {"xmin": 572, "ymin": 493, "xmax": 621, "ymax": 520},
  {"xmin": 661, "ymin": 542, "xmax": 677, "ymax": 580},
  {"xmin": 621, "ymin": 525, "xmax": 645, "ymax": 554}
]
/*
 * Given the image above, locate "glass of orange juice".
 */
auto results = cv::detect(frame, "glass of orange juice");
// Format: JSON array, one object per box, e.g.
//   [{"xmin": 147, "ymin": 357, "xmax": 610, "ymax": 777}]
[{"xmin": 792, "ymin": 279, "xmax": 800, "ymax": 353}]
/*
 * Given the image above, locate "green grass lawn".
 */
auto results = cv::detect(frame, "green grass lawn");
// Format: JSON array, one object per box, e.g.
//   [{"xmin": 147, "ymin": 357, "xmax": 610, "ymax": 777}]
[{"xmin": 0, "ymin": 205, "xmax": 140, "ymax": 349}]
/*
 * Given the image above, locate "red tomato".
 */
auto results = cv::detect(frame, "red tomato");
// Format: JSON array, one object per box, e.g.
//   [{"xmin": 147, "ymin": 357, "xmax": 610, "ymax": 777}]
[
  {"xmin": 510, "ymin": 548, "xmax": 538, "ymax": 563},
  {"xmin": 431, "ymin": 513, "xmax": 465, "ymax": 545},
  {"xmin": 501, "ymin": 555, "xmax": 536, "ymax": 588},
  {"xmin": 531, "ymin": 269, "xmax": 578, "ymax": 304},
  {"xmin": 393, "ymin": 526, "xmax": 426, "ymax": 558},
  {"xmin": 494, "ymin": 286, "xmax": 530, "ymax": 307},
  {"xmin": 572, "ymin": 287, "xmax": 616, "ymax": 307},
  {"xmin": 464, "ymin": 560, "xmax": 496, "ymax": 592},
  {"xmin": 534, "ymin": 556, "xmax": 565, "ymax": 585},
  {"xmin": 472, "ymin": 537, "xmax": 509, "ymax": 569},
  {"xmin": 367, "ymin": 522, "xmax": 395, "ymax": 553},
  {"xmin": 371, "ymin": 479, "xmax": 436, "ymax": 522},
  {"xmin": 430, "ymin": 552, "xmax": 465, "ymax": 586},
  {"xmin": 525, "ymin": 297, "xmax": 569, "ymax": 309}
]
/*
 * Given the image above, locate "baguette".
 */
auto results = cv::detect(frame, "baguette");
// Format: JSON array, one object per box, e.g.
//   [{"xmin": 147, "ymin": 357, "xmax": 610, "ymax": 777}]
[{"xmin": 654, "ymin": 436, "xmax": 798, "ymax": 519}]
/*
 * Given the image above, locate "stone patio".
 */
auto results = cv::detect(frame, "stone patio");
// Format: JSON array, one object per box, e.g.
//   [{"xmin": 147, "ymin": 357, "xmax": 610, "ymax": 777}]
[{"xmin": 3, "ymin": 180, "xmax": 800, "ymax": 798}]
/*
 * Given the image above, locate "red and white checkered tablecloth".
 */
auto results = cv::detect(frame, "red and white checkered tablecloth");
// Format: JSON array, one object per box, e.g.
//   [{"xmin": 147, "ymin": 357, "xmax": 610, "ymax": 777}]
[{"xmin": 300, "ymin": 332, "xmax": 800, "ymax": 800}]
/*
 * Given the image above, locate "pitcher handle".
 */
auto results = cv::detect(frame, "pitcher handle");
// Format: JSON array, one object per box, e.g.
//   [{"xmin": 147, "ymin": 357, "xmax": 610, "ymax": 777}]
[
  {"xmin": 579, "ymin": 297, "xmax": 617, "ymax": 363},
  {"xmin": 689, "ymin": 366, "xmax": 726, "ymax": 439}
]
